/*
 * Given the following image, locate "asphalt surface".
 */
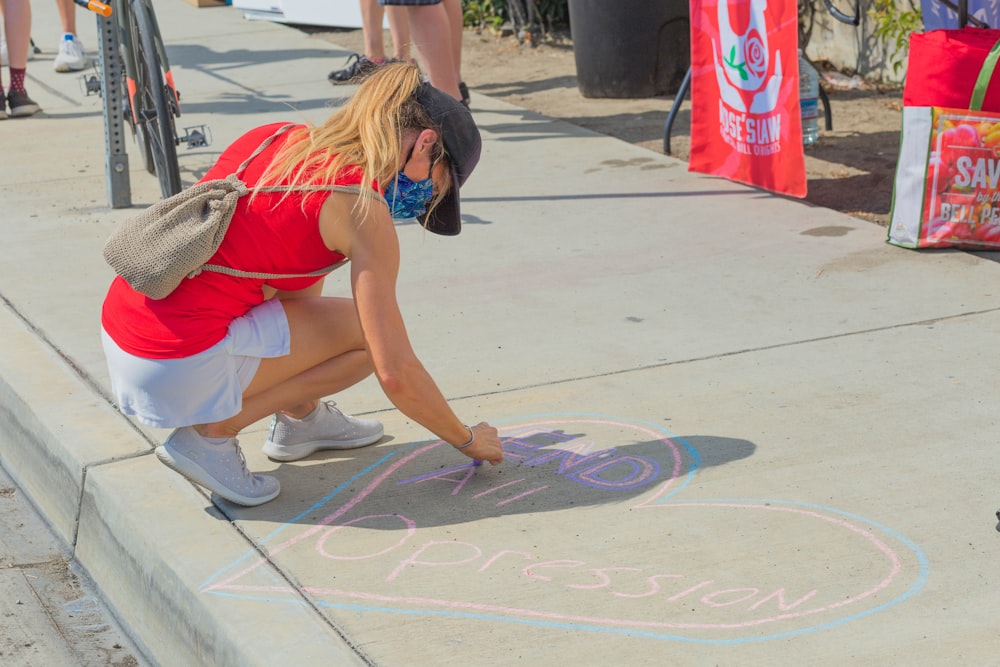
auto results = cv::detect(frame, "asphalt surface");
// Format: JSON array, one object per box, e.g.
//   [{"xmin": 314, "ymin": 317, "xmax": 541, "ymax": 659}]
[{"xmin": 3, "ymin": 2, "xmax": 1000, "ymax": 666}]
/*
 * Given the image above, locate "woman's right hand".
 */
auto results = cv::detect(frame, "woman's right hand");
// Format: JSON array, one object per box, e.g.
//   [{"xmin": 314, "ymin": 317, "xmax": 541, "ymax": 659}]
[{"xmin": 458, "ymin": 422, "xmax": 504, "ymax": 466}]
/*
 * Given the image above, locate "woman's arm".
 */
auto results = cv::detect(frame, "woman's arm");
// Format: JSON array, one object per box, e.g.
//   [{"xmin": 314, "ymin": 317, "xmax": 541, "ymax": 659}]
[{"xmin": 320, "ymin": 194, "xmax": 503, "ymax": 464}]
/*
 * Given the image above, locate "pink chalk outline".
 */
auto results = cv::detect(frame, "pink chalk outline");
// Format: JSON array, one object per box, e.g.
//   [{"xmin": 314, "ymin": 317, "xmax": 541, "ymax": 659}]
[{"xmin": 204, "ymin": 416, "xmax": 922, "ymax": 638}]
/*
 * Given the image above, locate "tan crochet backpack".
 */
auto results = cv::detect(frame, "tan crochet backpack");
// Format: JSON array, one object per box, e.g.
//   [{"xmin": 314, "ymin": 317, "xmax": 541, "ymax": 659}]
[{"xmin": 102, "ymin": 124, "xmax": 386, "ymax": 299}]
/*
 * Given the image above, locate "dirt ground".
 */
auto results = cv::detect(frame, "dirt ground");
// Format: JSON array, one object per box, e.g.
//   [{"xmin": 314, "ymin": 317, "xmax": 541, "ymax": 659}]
[{"xmin": 315, "ymin": 27, "xmax": 903, "ymax": 228}]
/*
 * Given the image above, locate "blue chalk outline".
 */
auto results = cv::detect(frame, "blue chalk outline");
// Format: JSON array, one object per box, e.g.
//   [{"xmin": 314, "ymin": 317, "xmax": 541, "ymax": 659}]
[{"xmin": 201, "ymin": 413, "xmax": 927, "ymax": 644}]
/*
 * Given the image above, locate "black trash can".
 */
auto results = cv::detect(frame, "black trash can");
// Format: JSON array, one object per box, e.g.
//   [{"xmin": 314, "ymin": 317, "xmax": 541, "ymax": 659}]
[{"xmin": 568, "ymin": 0, "xmax": 690, "ymax": 98}]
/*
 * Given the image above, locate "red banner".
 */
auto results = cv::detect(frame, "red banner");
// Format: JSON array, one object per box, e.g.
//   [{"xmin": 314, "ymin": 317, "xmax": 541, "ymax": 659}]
[{"xmin": 688, "ymin": 0, "xmax": 806, "ymax": 197}]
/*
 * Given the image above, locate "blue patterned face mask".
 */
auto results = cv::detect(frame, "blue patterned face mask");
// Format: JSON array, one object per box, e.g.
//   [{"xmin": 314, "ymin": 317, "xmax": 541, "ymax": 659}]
[{"xmin": 384, "ymin": 171, "xmax": 435, "ymax": 220}]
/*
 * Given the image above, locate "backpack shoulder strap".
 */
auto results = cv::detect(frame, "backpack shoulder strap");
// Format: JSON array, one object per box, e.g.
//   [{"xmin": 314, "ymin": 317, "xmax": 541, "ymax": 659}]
[{"xmin": 232, "ymin": 123, "xmax": 298, "ymax": 178}]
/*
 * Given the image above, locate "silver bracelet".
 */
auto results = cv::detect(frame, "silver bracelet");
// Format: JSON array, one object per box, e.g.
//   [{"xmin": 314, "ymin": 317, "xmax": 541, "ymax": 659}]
[{"xmin": 453, "ymin": 426, "xmax": 475, "ymax": 450}]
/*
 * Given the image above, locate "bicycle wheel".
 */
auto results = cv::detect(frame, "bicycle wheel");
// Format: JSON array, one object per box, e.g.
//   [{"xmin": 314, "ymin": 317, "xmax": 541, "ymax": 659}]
[{"xmin": 128, "ymin": 0, "xmax": 181, "ymax": 198}]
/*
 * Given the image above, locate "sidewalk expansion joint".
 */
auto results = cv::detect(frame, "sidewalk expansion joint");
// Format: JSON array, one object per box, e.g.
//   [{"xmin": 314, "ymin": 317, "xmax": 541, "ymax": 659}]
[{"xmin": 420, "ymin": 305, "xmax": 1000, "ymax": 407}]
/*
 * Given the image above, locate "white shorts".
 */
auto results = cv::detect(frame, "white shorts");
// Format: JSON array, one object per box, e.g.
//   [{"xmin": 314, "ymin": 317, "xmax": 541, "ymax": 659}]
[{"xmin": 101, "ymin": 298, "xmax": 291, "ymax": 428}]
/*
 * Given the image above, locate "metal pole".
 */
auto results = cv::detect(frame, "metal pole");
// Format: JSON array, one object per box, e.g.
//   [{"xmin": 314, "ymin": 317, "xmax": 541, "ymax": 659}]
[
  {"xmin": 97, "ymin": 10, "xmax": 131, "ymax": 208},
  {"xmin": 663, "ymin": 67, "xmax": 691, "ymax": 156}
]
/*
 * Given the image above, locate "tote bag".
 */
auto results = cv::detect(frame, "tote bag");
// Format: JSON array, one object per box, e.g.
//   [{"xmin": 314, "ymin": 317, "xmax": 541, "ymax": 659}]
[{"xmin": 888, "ymin": 34, "xmax": 1000, "ymax": 248}]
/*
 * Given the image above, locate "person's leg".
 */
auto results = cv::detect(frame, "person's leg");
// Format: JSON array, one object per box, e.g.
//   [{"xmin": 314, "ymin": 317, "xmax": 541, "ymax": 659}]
[
  {"xmin": 1, "ymin": 0, "xmax": 40, "ymax": 116},
  {"xmin": 360, "ymin": 0, "xmax": 386, "ymax": 62},
  {"xmin": 407, "ymin": 2, "xmax": 461, "ymax": 101},
  {"xmin": 442, "ymin": 0, "xmax": 462, "ymax": 84},
  {"xmin": 197, "ymin": 295, "xmax": 374, "ymax": 438},
  {"xmin": 385, "ymin": 5, "xmax": 411, "ymax": 62},
  {"xmin": 154, "ymin": 292, "xmax": 378, "ymax": 504},
  {"xmin": 1, "ymin": 0, "xmax": 30, "ymax": 70},
  {"xmin": 56, "ymin": 0, "xmax": 76, "ymax": 34}
]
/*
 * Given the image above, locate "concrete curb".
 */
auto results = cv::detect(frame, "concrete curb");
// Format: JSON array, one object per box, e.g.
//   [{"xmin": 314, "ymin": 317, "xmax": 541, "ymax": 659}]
[
  {"xmin": 0, "ymin": 296, "xmax": 145, "ymax": 545},
  {"xmin": 0, "ymin": 298, "xmax": 369, "ymax": 666}
]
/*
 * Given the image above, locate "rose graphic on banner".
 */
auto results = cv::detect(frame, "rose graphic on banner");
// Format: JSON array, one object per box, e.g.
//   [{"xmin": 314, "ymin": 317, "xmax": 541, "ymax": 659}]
[
  {"xmin": 713, "ymin": 0, "xmax": 781, "ymax": 113},
  {"xmin": 689, "ymin": 0, "xmax": 807, "ymax": 197}
]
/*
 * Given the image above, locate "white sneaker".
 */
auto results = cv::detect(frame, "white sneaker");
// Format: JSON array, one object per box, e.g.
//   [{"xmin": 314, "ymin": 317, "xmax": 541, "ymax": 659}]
[
  {"xmin": 155, "ymin": 427, "xmax": 280, "ymax": 506},
  {"xmin": 53, "ymin": 33, "xmax": 87, "ymax": 72},
  {"xmin": 263, "ymin": 401, "xmax": 384, "ymax": 462}
]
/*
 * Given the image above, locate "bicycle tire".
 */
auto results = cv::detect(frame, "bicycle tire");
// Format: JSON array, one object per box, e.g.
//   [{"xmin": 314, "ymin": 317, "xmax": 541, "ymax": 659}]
[
  {"xmin": 129, "ymin": 0, "xmax": 181, "ymax": 198},
  {"xmin": 134, "ymin": 121, "xmax": 157, "ymax": 176},
  {"xmin": 117, "ymin": 3, "xmax": 155, "ymax": 176}
]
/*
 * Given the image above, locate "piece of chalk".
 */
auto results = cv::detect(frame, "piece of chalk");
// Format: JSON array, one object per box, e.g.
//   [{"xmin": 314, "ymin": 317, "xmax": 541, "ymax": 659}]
[{"xmin": 473, "ymin": 460, "xmax": 483, "ymax": 467}]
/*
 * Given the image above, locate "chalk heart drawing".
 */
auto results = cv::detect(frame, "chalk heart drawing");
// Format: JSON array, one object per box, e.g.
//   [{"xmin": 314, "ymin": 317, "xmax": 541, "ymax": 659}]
[{"xmin": 204, "ymin": 415, "xmax": 926, "ymax": 643}]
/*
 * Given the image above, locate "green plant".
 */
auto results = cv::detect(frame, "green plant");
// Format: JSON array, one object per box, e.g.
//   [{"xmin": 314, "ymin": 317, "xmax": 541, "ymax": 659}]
[
  {"xmin": 460, "ymin": 0, "xmax": 569, "ymax": 34},
  {"xmin": 869, "ymin": 0, "xmax": 922, "ymax": 75},
  {"xmin": 463, "ymin": 0, "xmax": 506, "ymax": 31}
]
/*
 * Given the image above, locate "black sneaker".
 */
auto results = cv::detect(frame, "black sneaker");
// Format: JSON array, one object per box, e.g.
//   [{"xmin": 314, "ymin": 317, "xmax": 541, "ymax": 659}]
[
  {"xmin": 7, "ymin": 89, "xmax": 40, "ymax": 117},
  {"xmin": 0, "ymin": 94, "xmax": 7, "ymax": 120},
  {"xmin": 459, "ymin": 81, "xmax": 470, "ymax": 108},
  {"xmin": 328, "ymin": 53, "xmax": 381, "ymax": 84}
]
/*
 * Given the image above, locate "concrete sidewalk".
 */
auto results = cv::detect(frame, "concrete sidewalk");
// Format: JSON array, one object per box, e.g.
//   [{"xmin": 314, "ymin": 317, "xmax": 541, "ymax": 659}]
[{"xmin": 2, "ymin": 2, "xmax": 1000, "ymax": 665}]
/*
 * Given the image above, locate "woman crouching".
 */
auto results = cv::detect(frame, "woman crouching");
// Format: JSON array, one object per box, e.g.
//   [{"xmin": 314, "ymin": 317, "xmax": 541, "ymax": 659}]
[{"xmin": 100, "ymin": 63, "xmax": 504, "ymax": 506}]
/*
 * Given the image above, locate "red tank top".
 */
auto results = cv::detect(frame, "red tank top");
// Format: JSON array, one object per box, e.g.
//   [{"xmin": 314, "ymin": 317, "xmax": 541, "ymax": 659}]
[{"xmin": 101, "ymin": 122, "xmax": 372, "ymax": 358}]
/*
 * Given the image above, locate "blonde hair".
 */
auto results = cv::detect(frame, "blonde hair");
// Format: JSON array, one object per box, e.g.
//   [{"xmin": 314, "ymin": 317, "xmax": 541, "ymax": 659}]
[{"xmin": 254, "ymin": 62, "xmax": 443, "ymax": 219}]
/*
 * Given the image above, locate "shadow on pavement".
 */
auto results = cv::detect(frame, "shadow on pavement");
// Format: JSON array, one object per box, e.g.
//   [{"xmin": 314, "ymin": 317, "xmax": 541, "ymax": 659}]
[{"xmin": 229, "ymin": 431, "xmax": 756, "ymax": 529}]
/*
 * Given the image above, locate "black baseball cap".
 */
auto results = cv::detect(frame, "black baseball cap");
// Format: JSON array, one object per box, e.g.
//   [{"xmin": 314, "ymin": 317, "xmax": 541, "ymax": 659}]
[{"xmin": 415, "ymin": 83, "xmax": 482, "ymax": 236}]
